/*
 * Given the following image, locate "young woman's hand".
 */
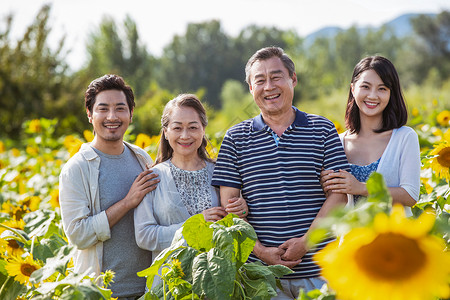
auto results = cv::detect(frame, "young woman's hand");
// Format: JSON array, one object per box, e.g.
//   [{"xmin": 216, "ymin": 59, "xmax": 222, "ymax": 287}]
[{"xmin": 320, "ymin": 169, "xmax": 367, "ymax": 196}]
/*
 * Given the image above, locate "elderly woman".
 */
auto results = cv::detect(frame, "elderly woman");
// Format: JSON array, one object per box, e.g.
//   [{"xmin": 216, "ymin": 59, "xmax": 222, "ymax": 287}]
[{"xmin": 134, "ymin": 94, "xmax": 247, "ymax": 262}]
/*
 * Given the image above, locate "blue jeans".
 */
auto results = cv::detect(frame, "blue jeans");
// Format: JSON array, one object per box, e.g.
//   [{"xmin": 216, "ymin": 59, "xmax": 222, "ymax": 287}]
[{"xmin": 272, "ymin": 277, "xmax": 326, "ymax": 299}]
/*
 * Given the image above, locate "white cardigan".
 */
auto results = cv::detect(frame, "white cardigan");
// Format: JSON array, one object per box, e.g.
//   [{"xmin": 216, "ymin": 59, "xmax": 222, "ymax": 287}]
[
  {"xmin": 59, "ymin": 142, "xmax": 153, "ymax": 277},
  {"xmin": 341, "ymin": 126, "xmax": 421, "ymax": 215},
  {"xmin": 134, "ymin": 160, "xmax": 219, "ymax": 260}
]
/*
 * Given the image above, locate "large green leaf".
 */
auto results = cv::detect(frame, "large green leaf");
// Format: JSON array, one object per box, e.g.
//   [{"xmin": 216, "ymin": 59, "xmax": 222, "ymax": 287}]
[
  {"xmin": 182, "ymin": 214, "xmax": 214, "ymax": 252},
  {"xmin": 211, "ymin": 226, "xmax": 235, "ymax": 260},
  {"xmin": 173, "ymin": 247, "xmax": 199, "ymax": 282},
  {"xmin": 192, "ymin": 248, "xmax": 236, "ymax": 300},
  {"xmin": 212, "ymin": 215, "xmax": 257, "ymax": 266}
]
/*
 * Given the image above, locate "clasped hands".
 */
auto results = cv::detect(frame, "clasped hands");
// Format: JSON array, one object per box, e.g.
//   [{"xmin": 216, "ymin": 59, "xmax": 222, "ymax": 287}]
[{"xmin": 255, "ymin": 236, "xmax": 309, "ymax": 269}]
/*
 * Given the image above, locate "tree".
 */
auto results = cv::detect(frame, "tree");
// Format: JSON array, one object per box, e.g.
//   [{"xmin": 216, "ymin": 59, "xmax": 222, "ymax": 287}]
[
  {"xmin": 410, "ymin": 10, "xmax": 450, "ymax": 82},
  {"xmin": 85, "ymin": 15, "xmax": 153, "ymax": 97},
  {"xmin": 0, "ymin": 5, "xmax": 69, "ymax": 139},
  {"xmin": 158, "ymin": 20, "xmax": 233, "ymax": 108}
]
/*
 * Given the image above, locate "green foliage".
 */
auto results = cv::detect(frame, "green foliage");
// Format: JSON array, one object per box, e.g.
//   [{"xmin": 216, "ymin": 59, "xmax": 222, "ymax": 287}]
[
  {"xmin": 138, "ymin": 214, "xmax": 292, "ymax": 300},
  {"xmin": 85, "ymin": 15, "xmax": 154, "ymax": 97},
  {"xmin": 0, "ymin": 5, "xmax": 69, "ymax": 139}
]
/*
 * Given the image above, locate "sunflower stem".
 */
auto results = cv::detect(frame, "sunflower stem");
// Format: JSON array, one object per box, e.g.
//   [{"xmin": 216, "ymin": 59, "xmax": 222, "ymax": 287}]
[
  {"xmin": 30, "ymin": 236, "xmax": 36, "ymax": 256},
  {"xmin": 0, "ymin": 224, "xmax": 28, "ymax": 244},
  {"xmin": 0, "ymin": 276, "xmax": 12, "ymax": 298}
]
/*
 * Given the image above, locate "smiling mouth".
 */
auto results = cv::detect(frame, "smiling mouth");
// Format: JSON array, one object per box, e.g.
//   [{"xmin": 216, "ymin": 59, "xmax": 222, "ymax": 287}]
[
  {"xmin": 364, "ymin": 101, "xmax": 378, "ymax": 108},
  {"xmin": 265, "ymin": 94, "xmax": 280, "ymax": 100},
  {"xmin": 104, "ymin": 123, "xmax": 121, "ymax": 129},
  {"xmin": 178, "ymin": 142, "xmax": 193, "ymax": 147}
]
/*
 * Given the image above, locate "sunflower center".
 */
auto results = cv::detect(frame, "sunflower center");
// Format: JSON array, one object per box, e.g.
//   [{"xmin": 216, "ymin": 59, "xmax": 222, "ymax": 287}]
[
  {"xmin": 8, "ymin": 240, "xmax": 20, "ymax": 249},
  {"xmin": 437, "ymin": 147, "xmax": 450, "ymax": 168},
  {"xmin": 21, "ymin": 263, "xmax": 38, "ymax": 277},
  {"xmin": 354, "ymin": 233, "xmax": 426, "ymax": 280}
]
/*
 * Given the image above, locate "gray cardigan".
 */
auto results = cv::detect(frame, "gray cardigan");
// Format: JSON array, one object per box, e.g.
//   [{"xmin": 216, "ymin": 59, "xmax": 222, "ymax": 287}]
[{"xmin": 134, "ymin": 160, "xmax": 219, "ymax": 260}]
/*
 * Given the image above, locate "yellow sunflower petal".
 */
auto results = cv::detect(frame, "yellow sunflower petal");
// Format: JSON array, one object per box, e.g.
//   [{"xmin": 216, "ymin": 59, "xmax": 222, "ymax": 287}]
[{"xmin": 315, "ymin": 210, "xmax": 450, "ymax": 300}]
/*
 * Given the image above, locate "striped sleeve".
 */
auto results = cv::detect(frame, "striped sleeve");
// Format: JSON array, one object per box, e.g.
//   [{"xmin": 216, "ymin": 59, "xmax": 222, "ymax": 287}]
[{"xmin": 212, "ymin": 129, "xmax": 242, "ymax": 189}]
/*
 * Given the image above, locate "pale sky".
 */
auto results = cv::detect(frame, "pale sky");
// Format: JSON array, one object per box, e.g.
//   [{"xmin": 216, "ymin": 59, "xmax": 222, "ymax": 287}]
[{"xmin": 3, "ymin": 0, "xmax": 449, "ymax": 69}]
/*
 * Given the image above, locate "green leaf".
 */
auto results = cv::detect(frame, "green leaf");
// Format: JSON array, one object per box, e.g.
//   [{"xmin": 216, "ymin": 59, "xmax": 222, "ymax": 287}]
[
  {"xmin": 32, "ymin": 234, "xmax": 68, "ymax": 263},
  {"xmin": 30, "ymin": 244, "xmax": 76, "ymax": 283},
  {"xmin": 192, "ymin": 248, "xmax": 236, "ymax": 300},
  {"xmin": 211, "ymin": 227, "xmax": 234, "ymax": 260},
  {"xmin": 182, "ymin": 214, "xmax": 214, "ymax": 252},
  {"xmin": 212, "ymin": 215, "xmax": 257, "ymax": 266},
  {"xmin": 31, "ymin": 272, "xmax": 111, "ymax": 299},
  {"xmin": 366, "ymin": 172, "xmax": 391, "ymax": 209},
  {"xmin": 173, "ymin": 247, "xmax": 199, "ymax": 282},
  {"xmin": 241, "ymin": 262, "xmax": 291, "ymax": 293},
  {"xmin": 0, "ymin": 272, "xmax": 26, "ymax": 300},
  {"xmin": 24, "ymin": 209, "xmax": 57, "ymax": 237},
  {"xmin": 137, "ymin": 238, "xmax": 185, "ymax": 288}
]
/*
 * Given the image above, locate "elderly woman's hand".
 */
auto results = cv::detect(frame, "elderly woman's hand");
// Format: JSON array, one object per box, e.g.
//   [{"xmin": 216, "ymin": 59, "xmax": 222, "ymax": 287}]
[{"xmin": 225, "ymin": 197, "xmax": 248, "ymax": 218}]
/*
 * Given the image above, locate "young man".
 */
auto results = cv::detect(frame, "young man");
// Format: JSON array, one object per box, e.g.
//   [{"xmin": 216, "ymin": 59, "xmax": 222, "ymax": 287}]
[
  {"xmin": 59, "ymin": 74, "xmax": 159, "ymax": 299},
  {"xmin": 212, "ymin": 47, "xmax": 350, "ymax": 299}
]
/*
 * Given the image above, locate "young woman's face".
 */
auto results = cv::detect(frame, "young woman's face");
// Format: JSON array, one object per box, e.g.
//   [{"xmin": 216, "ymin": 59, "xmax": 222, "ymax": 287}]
[
  {"xmin": 351, "ymin": 69, "xmax": 390, "ymax": 119},
  {"xmin": 164, "ymin": 106, "xmax": 205, "ymax": 160}
]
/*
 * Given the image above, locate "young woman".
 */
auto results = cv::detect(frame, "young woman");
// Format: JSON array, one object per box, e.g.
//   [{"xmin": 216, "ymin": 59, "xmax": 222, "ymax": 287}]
[
  {"xmin": 134, "ymin": 94, "xmax": 247, "ymax": 261},
  {"xmin": 321, "ymin": 56, "xmax": 420, "ymax": 215}
]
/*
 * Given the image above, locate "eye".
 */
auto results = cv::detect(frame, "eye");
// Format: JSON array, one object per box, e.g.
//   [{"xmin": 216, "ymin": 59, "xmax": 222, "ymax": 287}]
[
  {"xmin": 190, "ymin": 126, "xmax": 199, "ymax": 130},
  {"xmin": 360, "ymin": 85, "xmax": 369, "ymax": 89}
]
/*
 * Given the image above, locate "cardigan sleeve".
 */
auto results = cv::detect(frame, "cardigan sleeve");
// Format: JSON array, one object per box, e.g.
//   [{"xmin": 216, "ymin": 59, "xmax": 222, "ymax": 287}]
[
  {"xmin": 134, "ymin": 191, "xmax": 185, "ymax": 252},
  {"xmin": 380, "ymin": 127, "xmax": 421, "ymax": 201},
  {"xmin": 396, "ymin": 128, "xmax": 421, "ymax": 201},
  {"xmin": 59, "ymin": 158, "xmax": 111, "ymax": 250}
]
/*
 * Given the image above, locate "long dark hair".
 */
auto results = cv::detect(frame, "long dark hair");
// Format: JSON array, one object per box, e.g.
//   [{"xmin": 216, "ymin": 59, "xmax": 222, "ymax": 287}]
[
  {"xmin": 154, "ymin": 94, "xmax": 214, "ymax": 166},
  {"xmin": 345, "ymin": 56, "xmax": 408, "ymax": 133}
]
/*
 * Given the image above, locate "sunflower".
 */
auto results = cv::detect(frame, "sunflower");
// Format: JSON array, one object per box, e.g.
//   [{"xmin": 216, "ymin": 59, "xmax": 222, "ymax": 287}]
[
  {"xmin": 171, "ymin": 258, "xmax": 185, "ymax": 278},
  {"xmin": 436, "ymin": 110, "xmax": 450, "ymax": 127},
  {"xmin": 0, "ymin": 237, "xmax": 8, "ymax": 253},
  {"xmin": 5, "ymin": 254, "xmax": 41, "ymax": 285},
  {"xmin": 20, "ymin": 195, "xmax": 41, "ymax": 212},
  {"xmin": 49, "ymin": 189, "xmax": 60, "ymax": 209},
  {"xmin": 315, "ymin": 205, "xmax": 450, "ymax": 300},
  {"xmin": 83, "ymin": 129, "xmax": 94, "ymax": 142},
  {"xmin": 4, "ymin": 239, "xmax": 25, "ymax": 257},
  {"xmin": 0, "ymin": 141, "xmax": 5, "ymax": 153},
  {"xmin": 429, "ymin": 140, "xmax": 450, "ymax": 181},
  {"xmin": 135, "ymin": 133, "xmax": 152, "ymax": 149},
  {"xmin": 63, "ymin": 135, "xmax": 83, "ymax": 157},
  {"xmin": 28, "ymin": 119, "xmax": 42, "ymax": 133},
  {"xmin": 0, "ymin": 218, "xmax": 25, "ymax": 234}
]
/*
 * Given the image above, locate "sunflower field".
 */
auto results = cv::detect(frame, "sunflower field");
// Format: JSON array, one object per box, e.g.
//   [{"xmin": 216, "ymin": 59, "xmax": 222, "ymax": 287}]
[{"xmin": 0, "ymin": 106, "xmax": 449, "ymax": 299}]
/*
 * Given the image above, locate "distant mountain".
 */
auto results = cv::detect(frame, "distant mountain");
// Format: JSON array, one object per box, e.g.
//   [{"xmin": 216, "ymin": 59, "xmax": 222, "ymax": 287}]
[{"xmin": 303, "ymin": 13, "xmax": 437, "ymax": 47}]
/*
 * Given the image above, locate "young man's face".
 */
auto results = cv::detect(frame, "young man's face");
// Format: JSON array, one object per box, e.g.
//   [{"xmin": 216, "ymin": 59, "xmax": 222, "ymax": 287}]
[
  {"xmin": 248, "ymin": 56, "xmax": 297, "ymax": 117},
  {"xmin": 87, "ymin": 89, "xmax": 132, "ymax": 147}
]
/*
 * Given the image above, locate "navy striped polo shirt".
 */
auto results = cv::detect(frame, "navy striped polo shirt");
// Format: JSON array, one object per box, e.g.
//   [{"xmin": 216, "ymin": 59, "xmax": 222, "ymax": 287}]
[{"xmin": 212, "ymin": 106, "xmax": 349, "ymax": 279}]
